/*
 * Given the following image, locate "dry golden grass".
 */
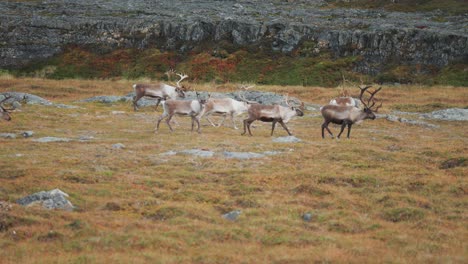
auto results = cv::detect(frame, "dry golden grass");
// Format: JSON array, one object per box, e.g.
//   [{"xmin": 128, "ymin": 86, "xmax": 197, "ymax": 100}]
[{"xmin": 0, "ymin": 78, "xmax": 467, "ymax": 263}]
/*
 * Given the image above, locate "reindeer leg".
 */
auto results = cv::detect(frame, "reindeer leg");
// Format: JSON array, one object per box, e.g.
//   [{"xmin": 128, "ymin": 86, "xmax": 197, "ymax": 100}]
[
  {"xmin": 278, "ymin": 120, "xmax": 292, "ymax": 136},
  {"xmin": 217, "ymin": 114, "xmax": 227, "ymax": 127},
  {"xmin": 230, "ymin": 113, "xmax": 238, "ymax": 130},
  {"xmin": 246, "ymin": 120, "xmax": 254, "ymax": 136},
  {"xmin": 156, "ymin": 113, "xmax": 168, "ymax": 132},
  {"xmin": 166, "ymin": 115, "xmax": 174, "ymax": 132},
  {"xmin": 242, "ymin": 119, "xmax": 248, "ymax": 135},
  {"xmin": 154, "ymin": 98, "xmax": 161, "ymax": 111},
  {"xmin": 346, "ymin": 124, "xmax": 352, "ymax": 138},
  {"xmin": 195, "ymin": 116, "xmax": 201, "ymax": 134},
  {"xmin": 133, "ymin": 95, "xmax": 141, "ymax": 111},
  {"xmin": 206, "ymin": 116, "xmax": 218, "ymax": 127},
  {"xmin": 271, "ymin": 121, "xmax": 277, "ymax": 136},
  {"xmin": 337, "ymin": 123, "xmax": 347, "ymax": 138},
  {"xmin": 321, "ymin": 121, "xmax": 333, "ymax": 138}
]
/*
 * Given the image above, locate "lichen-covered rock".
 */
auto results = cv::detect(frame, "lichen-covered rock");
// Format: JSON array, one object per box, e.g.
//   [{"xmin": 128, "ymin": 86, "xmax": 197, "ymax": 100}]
[
  {"xmin": 16, "ymin": 189, "xmax": 74, "ymax": 211},
  {"xmin": 422, "ymin": 108, "xmax": 468, "ymax": 121}
]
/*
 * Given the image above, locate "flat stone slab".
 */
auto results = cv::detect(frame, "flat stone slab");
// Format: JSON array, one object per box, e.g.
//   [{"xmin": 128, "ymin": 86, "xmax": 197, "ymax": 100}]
[
  {"xmin": 273, "ymin": 136, "xmax": 302, "ymax": 143},
  {"xmin": 17, "ymin": 188, "xmax": 74, "ymax": 211},
  {"xmin": 0, "ymin": 133, "xmax": 16, "ymax": 139},
  {"xmin": 422, "ymin": 108, "xmax": 468, "ymax": 121},
  {"xmin": 222, "ymin": 210, "xmax": 241, "ymax": 221},
  {"xmin": 33, "ymin": 137, "xmax": 72, "ymax": 143}
]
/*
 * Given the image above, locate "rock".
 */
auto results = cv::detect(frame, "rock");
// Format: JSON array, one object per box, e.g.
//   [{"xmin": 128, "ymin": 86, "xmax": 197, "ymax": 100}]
[
  {"xmin": 0, "ymin": 1, "xmax": 466, "ymax": 75},
  {"xmin": 0, "ymin": 133, "xmax": 16, "ymax": 139},
  {"xmin": 22, "ymin": 131, "xmax": 34, "ymax": 138},
  {"xmin": 0, "ymin": 92, "xmax": 76, "ymax": 108},
  {"xmin": 79, "ymin": 96, "xmax": 130, "ymax": 104},
  {"xmin": 78, "ymin": 135, "xmax": 94, "ymax": 141},
  {"xmin": 16, "ymin": 188, "xmax": 74, "ymax": 211},
  {"xmin": 381, "ymin": 114, "xmax": 439, "ymax": 128},
  {"xmin": 112, "ymin": 143, "xmax": 125, "ymax": 149},
  {"xmin": 273, "ymin": 136, "xmax": 302, "ymax": 143},
  {"xmin": 422, "ymin": 108, "xmax": 468, "ymax": 121},
  {"xmin": 223, "ymin": 151, "xmax": 266, "ymax": 159},
  {"xmin": 303, "ymin": 212, "xmax": 313, "ymax": 222},
  {"xmin": 33, "ymin": 137, "xmax": 71, "ymax": 143},
  {"xmin": 222, "ymin": 210, "xmax": 241, "ymax": 221},
  {"xmin": 180, "ymin": 149, "xmax": 215, "ymax": 158}
]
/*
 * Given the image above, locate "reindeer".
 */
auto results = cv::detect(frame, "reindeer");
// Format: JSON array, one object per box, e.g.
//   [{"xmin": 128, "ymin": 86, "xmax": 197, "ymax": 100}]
[
  {"xmin": 197, "ymin": 85, "xmax": 256, "ymax": 130},
  {"xmin": 321, "ymin": 86, "xmax": 382, "ymax": 139},
  {"xmin": 0, "ymin": 95, "xmax": 14, "ymax": 121},
  {"xmin": 155, "ymin": 92, "xmax": 207, "ymax": 133},
  {"xmin": 132, "ymin": 71, "xmax": 189, "ymax": 111},
  {"xmin": 242, "ymin": 95, "xmax": 304, "ymax": 136}
]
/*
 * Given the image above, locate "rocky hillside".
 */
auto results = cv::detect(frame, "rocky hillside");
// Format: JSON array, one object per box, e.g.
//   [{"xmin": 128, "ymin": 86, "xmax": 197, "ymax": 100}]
[{"xmin": 1, "ymin": 0, "xmax": 467, "ymax": 76}]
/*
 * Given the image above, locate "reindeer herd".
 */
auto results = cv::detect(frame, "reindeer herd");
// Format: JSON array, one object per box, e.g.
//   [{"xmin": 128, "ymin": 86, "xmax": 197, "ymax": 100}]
[
  {"xmin": 0, "ymin": 71, "xmax": 383, "ymax": 139},
  {"xmin": 131, "ymin": 71, "xmax": 383, "ymax": 138}
]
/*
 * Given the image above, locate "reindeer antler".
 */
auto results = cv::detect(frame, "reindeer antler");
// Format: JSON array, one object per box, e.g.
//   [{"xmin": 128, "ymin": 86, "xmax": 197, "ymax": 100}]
[{"xmin": 176, "ymin": 73, "xmax": 189, "ymax": 88}]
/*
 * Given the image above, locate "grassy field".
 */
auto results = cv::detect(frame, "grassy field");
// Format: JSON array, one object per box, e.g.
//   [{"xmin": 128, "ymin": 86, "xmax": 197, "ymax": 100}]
[{"xmin": 0, "ymin": 77, "xmax": 467, "ymax": 263}]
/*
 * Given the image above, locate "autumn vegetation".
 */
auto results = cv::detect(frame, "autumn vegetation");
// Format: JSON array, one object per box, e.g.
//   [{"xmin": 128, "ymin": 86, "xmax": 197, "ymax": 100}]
[{"xmin": 0, "ymin": 75, "xmax": 466, "ymax": 263}]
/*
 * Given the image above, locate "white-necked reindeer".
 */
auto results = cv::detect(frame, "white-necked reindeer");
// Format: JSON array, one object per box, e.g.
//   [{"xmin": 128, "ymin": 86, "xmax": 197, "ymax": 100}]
[
  {"xmin": 0, "ymin": 95, "xmax": 14, "ymax": 121},
  {"xmin": 155, "ymin": 92, "xmax": 207, "ymax": 133},
  {"xmin": 321, "ymin": 86, "xmax": 382, "ymax": 139},
  {"xmin": 197, "ymin": 85, "xmax": 256, "ymax": 130},
  {"xmin": 242, "ymin": 95, "xmax": 304, "ymax": 136},
  {"xmin": 132, "ymin": 71, "xmax": 189, "ymax": 111}
]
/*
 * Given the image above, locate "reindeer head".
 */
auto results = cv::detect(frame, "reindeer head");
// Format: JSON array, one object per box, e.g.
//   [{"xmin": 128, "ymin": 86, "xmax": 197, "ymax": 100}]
[
  {"xmin": 285, "ymin": 95, "xmax": 305, "ymax": 117},
  {"xmin": 175, "ymin": 72, "xmax": 189, "ymax": 98},
  {"xmin": 359, "ymin": 86, "xmax": 382, "ymax": 120},
  {"xmin": 195, "ymin": 92, "xmax": 209, "ymax": 105}
]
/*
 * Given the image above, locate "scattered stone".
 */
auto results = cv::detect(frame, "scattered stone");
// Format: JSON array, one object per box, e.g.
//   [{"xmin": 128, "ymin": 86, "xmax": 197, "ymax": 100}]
[
  {"xmin": 112, "ymin": 143, "xmax": 125, "ymax": 149},
  {"xmin": 111, "ymin": 111, "xmax": 126, "ymax": 115},
  {"xmin": 16, "ymin": 189, "xmax": 74, "ymax": 211},
  {"xmin": 22, "ymin": 131, "xmax": 34, "ymax": 138},
  {"xmin": 78, "ymin": 135, "xmax": 94, "ymax": 141},
  {"xmin": 422, "ymin": 108, "xmax": 468, "ymax": 121},
  {"xmin": 382, "ymin": 114, "xmax": 439, "ymax": 128},
  {"xmin": 160, "ymin": 150, "xmax": 177, "ymax": 156},
  {"xmin": 180, "ymin": 149, "xmax": 215, "ymax": 158},
  {"xmin": 0, "ymin": 92, "xmax": 76, "ymax": 108},
  {"xmin": 303, "ymin": 212, "xmax": 313, "ymax": 222},
  {"xmin": 79, "ymin": 96, "xmax": 130, "ymax": 104},
  {"xmin": 222, "ymin": 210, "xmax": 241, "ymax": 221},
  {"xmin": 33, "ymin": 137, "xmax": 71, "ymax": 143},
  {"xmin": 273, "ymin": 136, "xmax": 302, "ymax": 143},
  {"xmin": 223, "ymin": 151, "xmax": 265, "ymax": 159},
  {"xmin": 0, "ymin": 133, "xmax": 16, "ymax": 139}
]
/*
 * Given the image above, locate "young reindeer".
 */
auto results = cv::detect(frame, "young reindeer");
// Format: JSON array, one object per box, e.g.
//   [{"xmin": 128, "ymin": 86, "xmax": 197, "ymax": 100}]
[
  {"xmin": 132, "ymin": 71, "xmax": 189, "ymax": 111},
  {"xmin": 321, "ymin": 86, "xmax": 382, "ymax": 139},
  {"xmin": 155, "ymin": 92, "xmax": 207, "ymax": 133},
  {"xmin": 242, "ymin": 95, "xmax": 305, "ymax": 136},
  {"xmin": 0, "ymin": 95, "xmax": 14, "ymax": 121},
  {"xmin": 197, "ymin": 85, "xmax": 255, "ymax": 130}
]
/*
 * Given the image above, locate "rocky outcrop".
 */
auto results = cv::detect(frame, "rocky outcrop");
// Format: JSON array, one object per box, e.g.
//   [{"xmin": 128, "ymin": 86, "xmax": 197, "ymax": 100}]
[{"xmin": 0, "ymin": 0, "xmax": 466, "ymax": 74}]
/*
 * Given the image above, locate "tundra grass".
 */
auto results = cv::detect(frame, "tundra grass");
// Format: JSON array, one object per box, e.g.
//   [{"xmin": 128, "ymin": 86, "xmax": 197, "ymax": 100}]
[{"xmin": 0, "ymin": 78, "xmax": 467, "ymax": 263}]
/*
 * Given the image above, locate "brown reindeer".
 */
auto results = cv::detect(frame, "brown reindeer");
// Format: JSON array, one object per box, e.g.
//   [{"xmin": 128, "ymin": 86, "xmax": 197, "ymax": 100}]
[
  {"xmin": 242, "ymin": 95, "xmax": 304, "ymax": 136},
  {"xmin": 321, "ymin": 86, "xmax": 382, "ymax": 139},
  {"xmin": 132, "ymin": 71, "xmax": 189, "ymax": 111}
]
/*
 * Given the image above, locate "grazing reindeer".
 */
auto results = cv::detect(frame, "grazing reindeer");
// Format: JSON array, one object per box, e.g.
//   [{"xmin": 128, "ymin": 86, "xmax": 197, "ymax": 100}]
[
  {"xmin": 321, "ymin": 86, "xmax": 382, "ymax": 139},
  {"xmin": 242, "ymin": 95, "xmax": 304, "ymax": 136},
  {"xmin": 132, "ymin": 71, "xmax": 189, "ymax": 111},
  {"xmin": 0, "ymin": 95, "xmax": 14, "ymax": 121},
  {"xmin": 155, "ymin": 92, "xmax": 207, "ymax": 133},
  {"xmin": 197, "ymin": 85, "xmax": 256, "ymax": 130}
]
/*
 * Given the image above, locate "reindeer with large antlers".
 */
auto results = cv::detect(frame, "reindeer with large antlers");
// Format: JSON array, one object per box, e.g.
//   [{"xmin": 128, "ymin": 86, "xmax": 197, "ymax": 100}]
[
  {"xmin": 0, "ymin": 95, "xmax": 14, "ymax": 121},
  {"xmin": 242, "ymin": 95, "xmax": 304, "ymax": 136},
  {"xmin": 132, "ymin": 70, "xmax": 189, "ymax": 111},
  {"xmin": 197, "ymin": 85, "xmax": 256, "ymax": 130},
  {"xmin": 321, "ymin": 86, "xmax": 382, "ymax": 139}
]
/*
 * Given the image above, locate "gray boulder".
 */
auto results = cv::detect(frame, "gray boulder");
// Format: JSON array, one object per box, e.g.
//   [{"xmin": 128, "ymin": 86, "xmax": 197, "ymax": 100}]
[
  {"xmin": 33, "ymin": 137, "xmax": 71, "ymax": 143},
  {"xmin": 17, "ymin": 189, "xmax": 74, "ymax": 211},
  {"xmin": 0, "ymin": 133, "xmax": 16, "ymax": 139},
  {"xmin": 222, "ymin": 210, "xmax": 242, "ymax": 221}
]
